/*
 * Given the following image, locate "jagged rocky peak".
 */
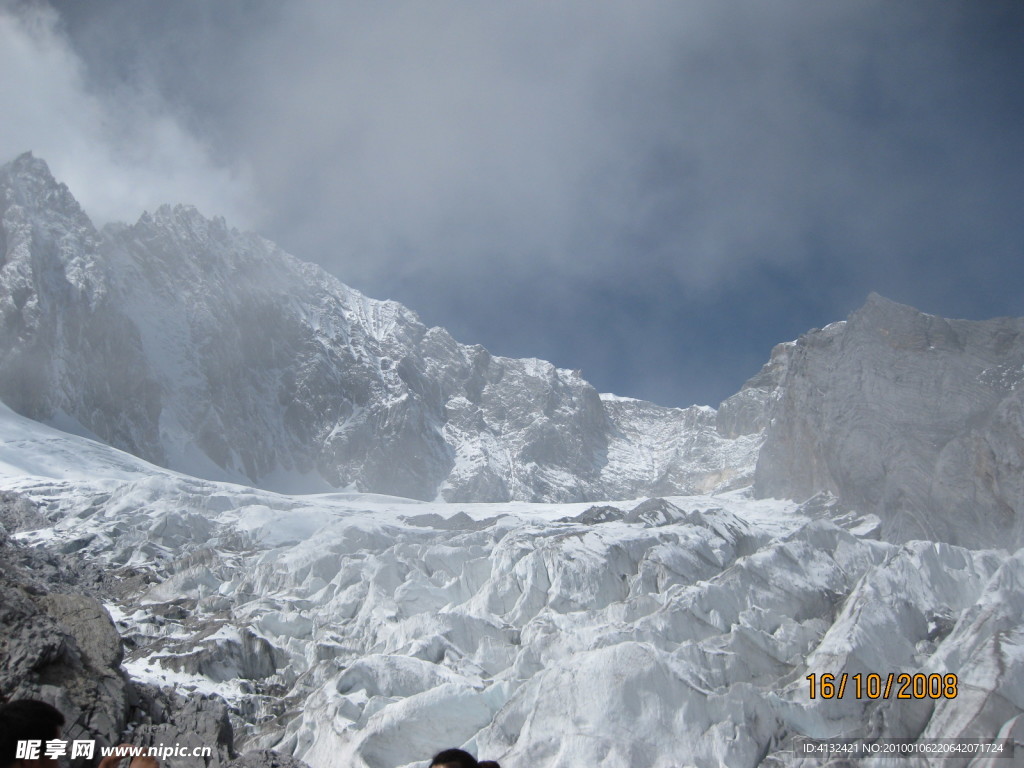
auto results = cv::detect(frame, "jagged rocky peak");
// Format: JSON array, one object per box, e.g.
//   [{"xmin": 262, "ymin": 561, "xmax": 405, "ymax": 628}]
[
  {"xmin": 755, "ymin": 292, "xmax": 1024, "ymax": 549},
  {"xmin": 1, "ymin": 153, "xmax": 100, "ymax": 268},
  {"xmin": 0, "ymin": 153, "xmax": 99, "ymax": 271},
  {"xmin": 2, "ymin": 152, "xmax": 83, "ymax": 214},
  {"xmin": 0, "ymin": 154, "xmax": 126, "ymax": 445},
  {"xmin": 0, "ymin": 154, "xmax": 757, "ymax": 502}
]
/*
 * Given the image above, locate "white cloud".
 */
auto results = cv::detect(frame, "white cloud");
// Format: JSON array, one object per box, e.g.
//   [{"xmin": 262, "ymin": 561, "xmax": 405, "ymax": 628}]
[{"xmin": 0, "ymin": 2, "xmax": 253, "ymax": 225}]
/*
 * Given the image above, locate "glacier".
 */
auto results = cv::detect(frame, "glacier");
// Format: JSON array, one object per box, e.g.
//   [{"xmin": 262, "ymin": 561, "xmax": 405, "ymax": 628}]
[{"xmin": 1, "ymin": 399, "xmax": 1022, "ymax": 767}]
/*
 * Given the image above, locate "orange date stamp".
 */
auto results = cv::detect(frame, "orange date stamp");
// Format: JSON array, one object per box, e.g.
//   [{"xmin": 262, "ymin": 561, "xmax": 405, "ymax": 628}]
[{"xmin": 806, "ymin": 672, "xmax": 958, "ymax": 700}]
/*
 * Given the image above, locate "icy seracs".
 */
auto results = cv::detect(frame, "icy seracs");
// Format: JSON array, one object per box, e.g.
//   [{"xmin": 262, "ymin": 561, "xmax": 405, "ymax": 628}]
[{"xmin": 1, "ymin": 404, "xmax": 1021, "ymax": 767}]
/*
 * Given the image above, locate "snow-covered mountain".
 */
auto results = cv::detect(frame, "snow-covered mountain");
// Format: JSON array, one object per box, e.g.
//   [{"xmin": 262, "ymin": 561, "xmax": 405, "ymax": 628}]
[
  {"xmin": 6, "ymin": 152, "xmax": 1023, "ymax": 549},
  {"xmin": 0, "ymin": 153, "xmax": 757, "ymax": 503},
  {"xmin": 4, "ymin": 150, "xmax": 1024, "ymax": 767}
]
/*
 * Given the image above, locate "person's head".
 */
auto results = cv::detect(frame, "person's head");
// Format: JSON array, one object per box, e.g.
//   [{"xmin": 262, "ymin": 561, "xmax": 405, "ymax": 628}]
[
  {"xmin": 479, "ymin": 762, "xmax": 501, "ymax": 768},
  {"xmin": 0, "ymin": 700, "xmax": 66, "ymax": 768},
  {"xmin": 429, "ymin": 749, "xmax": 478, "ymax": 768}
]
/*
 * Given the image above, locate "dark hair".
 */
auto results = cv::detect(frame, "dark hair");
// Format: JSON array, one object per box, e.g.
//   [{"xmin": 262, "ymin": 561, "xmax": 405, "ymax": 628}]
[
  {"xmin": 0, "ymin": 700, "xmax": 66, "ymax": 768},
  {"xmin": 430, "ymin": 749, "xmax": 479, "ymax": 768},
  {"xmin": 479, "ymin": 762, "xmax": 501, "ymax": 768}
]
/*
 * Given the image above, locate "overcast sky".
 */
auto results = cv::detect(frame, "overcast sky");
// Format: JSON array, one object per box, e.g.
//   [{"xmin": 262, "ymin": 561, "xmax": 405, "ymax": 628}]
[{"xmin": 3, "ymin": 1, "xmax": 1023, "ymax": 406}]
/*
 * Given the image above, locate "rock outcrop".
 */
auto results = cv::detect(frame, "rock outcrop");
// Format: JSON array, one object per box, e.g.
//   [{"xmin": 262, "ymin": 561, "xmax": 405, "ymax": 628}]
[
  {"xmin": 0, "ymin": 492, "xmax": 305, "ymax": 768},
  {"xmin": 0, "ymin": 495, "xmax": 131, "ymax": 757}
]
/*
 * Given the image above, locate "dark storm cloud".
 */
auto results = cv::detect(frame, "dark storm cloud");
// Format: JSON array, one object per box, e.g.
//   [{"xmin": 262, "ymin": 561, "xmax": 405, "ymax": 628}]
[{"xmin": 8, "ymin": 0, "xmax": 1024, "ymax": 405}]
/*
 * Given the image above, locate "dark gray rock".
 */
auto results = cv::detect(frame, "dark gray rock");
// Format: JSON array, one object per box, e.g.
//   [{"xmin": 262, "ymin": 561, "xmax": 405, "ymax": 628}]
[
  {"xmin": 39, "ymin": 594, "xmax": 124, "ymax": 670},
  {"xmin": 0, "ymin": 492, "xmax": 296, "ymax": 768},
  {"xmin": 226, "ymin": 750, "xmax": 311, "ymax": 768},
  {"xmin": 155, "ymin": 629, "xmax": 279, "ymax": 683},
  {"xmin": 0, "ymin": 510, "xmax": 129, "ymax": 756},
  {"xmin": 0, "ymin": 490, "xmax": 51, "ymax": 532},
  {"xmin": 558, "ymin": 505, "xmax": 626, "ymax": 525},
  {"xmin": 625, "ymin": 498, "xmax": 686, "ymax": 527},
  {"xmin": 129, "ymin": 688, "xmax": 234, "ymax": 768},
  {"xmin": 402, "ymin": 511, "xmax": 508, "ymax": 531}
]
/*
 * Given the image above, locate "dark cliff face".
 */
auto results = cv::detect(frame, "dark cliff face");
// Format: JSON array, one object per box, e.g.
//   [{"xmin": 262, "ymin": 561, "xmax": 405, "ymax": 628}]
[
  {"xmin": 754, "ymin": 293, "xmax": 1024, "ymax": 549},
  {"xmin": 0, "ymin": 154, "xmax": 164, "ymax": 464}
]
